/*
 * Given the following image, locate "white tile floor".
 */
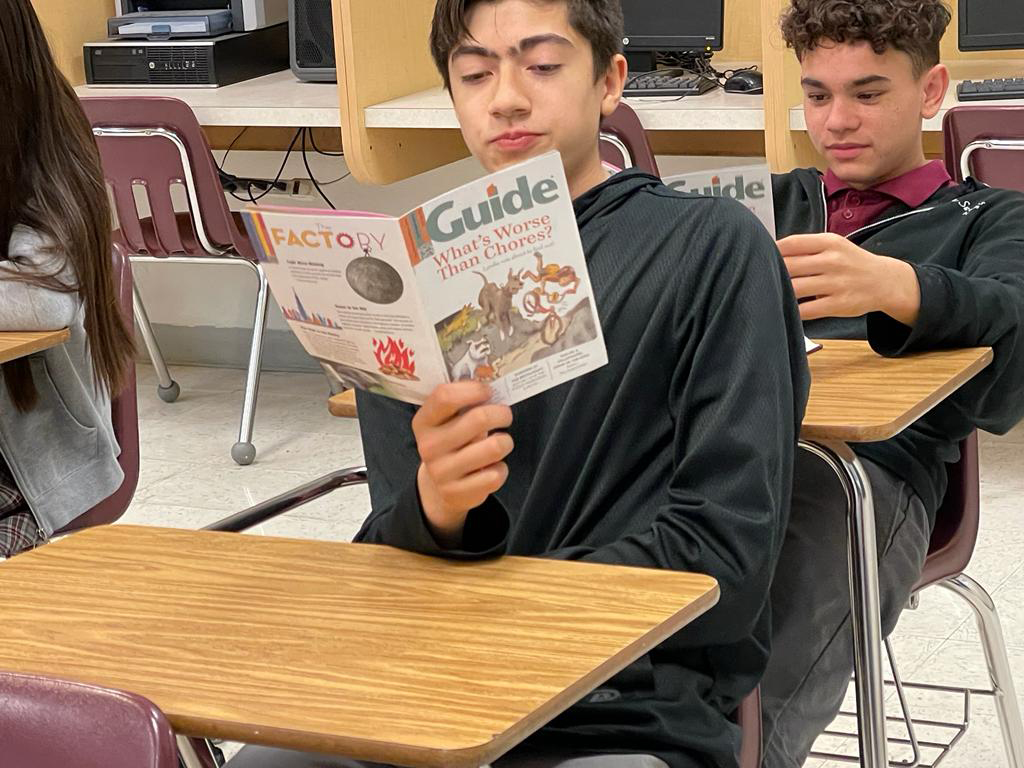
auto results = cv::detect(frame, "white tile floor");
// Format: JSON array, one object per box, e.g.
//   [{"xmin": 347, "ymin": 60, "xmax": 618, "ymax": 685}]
[{"xmin": 123, "ymin": 363, "xmax": 1024, "ymax": 767}]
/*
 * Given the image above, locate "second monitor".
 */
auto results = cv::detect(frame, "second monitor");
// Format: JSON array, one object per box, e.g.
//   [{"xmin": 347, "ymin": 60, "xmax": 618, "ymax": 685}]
[{"xmin": 620, "ymin": 0, "xmax": 724, "ymax": 73}]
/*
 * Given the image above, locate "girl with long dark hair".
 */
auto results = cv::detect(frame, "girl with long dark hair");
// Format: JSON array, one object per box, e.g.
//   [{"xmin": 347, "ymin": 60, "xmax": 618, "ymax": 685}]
[{"xmin": 0, "ymin": 0, "xmax": 135, "ymax": 556}]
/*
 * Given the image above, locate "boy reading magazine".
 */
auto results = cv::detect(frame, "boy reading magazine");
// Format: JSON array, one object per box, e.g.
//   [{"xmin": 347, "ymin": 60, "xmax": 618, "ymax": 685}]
[
  {"xmin": 242, "ymin": 152, "xmax": 607, "ymax": 405},
  {"xmin": 233, "ymin": 1, "xmax": 809, "ymax": 767}
]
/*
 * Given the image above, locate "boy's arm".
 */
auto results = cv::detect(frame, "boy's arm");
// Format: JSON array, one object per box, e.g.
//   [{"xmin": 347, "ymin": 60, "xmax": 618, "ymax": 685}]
[
  {"xmin": 543, "ymin": 215, "xmax": 810, "ymax": 647},
  {"xmin": 866, "ymin": 197, "xmax": 1024, "ymax": 433},
  {"xmin": 357, "ymin": 213, "xmax": 809, "ymax": 644},
  {"xmin": 353, "ymin": 390, "xmax": 510, "ymax": 558}
]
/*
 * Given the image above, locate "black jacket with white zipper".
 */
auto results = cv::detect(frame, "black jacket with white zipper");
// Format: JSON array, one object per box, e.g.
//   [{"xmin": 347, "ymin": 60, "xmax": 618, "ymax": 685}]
[{"xmin": 774, "ymin": 168, "xmax": 1024, "ymax": 514}]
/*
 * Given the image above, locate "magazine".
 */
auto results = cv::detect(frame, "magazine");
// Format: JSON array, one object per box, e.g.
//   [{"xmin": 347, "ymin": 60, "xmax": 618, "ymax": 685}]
[
  {"xmin": 240, "ymin": 151, "xmax": 608, "ymax": 405},
  {"xmin": 663, "ymin": 163, "xmax": 776, "ymax": 237},
  {"xmin": 663, "ymin": 162, "xmax": 821, "ymax": 354}
]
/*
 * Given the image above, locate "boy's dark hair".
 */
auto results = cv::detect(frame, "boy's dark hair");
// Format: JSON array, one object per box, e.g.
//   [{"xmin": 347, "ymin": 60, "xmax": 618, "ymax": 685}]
[
  {"xmin": 430, "ymin": 0, "xmax": 624, "ymax": 92},
  {"xmin": 780, "ymin": 0, "xmax": 951, "ymax": 77}
]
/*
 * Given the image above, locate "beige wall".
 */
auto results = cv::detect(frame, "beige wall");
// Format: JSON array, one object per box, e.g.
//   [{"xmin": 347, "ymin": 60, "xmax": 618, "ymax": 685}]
[{"xmin": 30, "ymin": 0, "xmax": 114, "ymax": 85}]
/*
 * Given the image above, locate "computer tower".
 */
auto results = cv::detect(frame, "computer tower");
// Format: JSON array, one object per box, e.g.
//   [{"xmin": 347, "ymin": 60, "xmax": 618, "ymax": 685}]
[
  {"xmin": 289, "ymin": 0, "xmax": 336, "ymax": 82},
  {"xmin": 85, "ymin": 25, "xmax": 289, "ymax": 87}
]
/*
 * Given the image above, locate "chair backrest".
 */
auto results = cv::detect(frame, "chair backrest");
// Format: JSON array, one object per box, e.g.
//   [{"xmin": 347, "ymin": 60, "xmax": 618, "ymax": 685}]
[
  {"xmin": 78, "ymin": 96, "xmax": 250, "ymax": 258},
  {"xmin": 736, "ymin": 687, "xmax": 763, "ymax": 768},
  {"xmin": 600, "ymin": 102, "xmax": 660, "ymax": 176},
  {"xmin": 942, "ymin": 105, "xmax": 1024, "ymax": 189},
  {"xmin": 913, "ymin": 433, "xmax": 981, "ymax": 592},
  {"xmin": 0, "ymin": 670, "xmax": 178, "ymax": 768},
  {"xmin": 55, "ymin": 244, "xmax": 139, "ymax": 534}
]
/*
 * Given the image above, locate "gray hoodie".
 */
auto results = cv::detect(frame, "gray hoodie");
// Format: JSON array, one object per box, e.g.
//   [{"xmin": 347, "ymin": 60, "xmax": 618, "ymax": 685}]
[{"xmin": 0, "ymin": 227, "xmax": 123, "ymax": 536}]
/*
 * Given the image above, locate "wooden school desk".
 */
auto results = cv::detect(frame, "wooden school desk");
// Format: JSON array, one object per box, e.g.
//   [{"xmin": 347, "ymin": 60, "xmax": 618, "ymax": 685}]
[
  {"xmin": 0, "ymin": 329, "xmax": 70, "ymax": 365},
  {"xmin": 306, "ymin": 340, "xmax": 993, "ymax": 768},
  {"xmin": 0, "ymin": 525, "xmax": 718, "ymax": 768},
  {"xmin": 803, "ymin": 340, "xmax": 993, "ymax": 768}
]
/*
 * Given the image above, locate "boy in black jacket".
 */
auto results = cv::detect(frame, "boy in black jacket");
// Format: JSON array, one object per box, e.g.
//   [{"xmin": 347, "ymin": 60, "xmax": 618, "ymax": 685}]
[
  {"xmin": 235, "ymin": 1, "xmax": 807, "ymax": 768},
  {"xmin": 763, "ymin": 2, "xmax": 1024, "ymax": 766}
]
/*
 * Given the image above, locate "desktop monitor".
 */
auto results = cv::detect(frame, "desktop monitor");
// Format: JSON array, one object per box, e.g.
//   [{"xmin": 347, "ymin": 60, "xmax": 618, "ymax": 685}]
[
  {"xmin": 959, "ymin": 0, "xmax": 1024, "ymax": 52},
  {"xmin": 620, "ymin": 0, "xmax": 725, "ymax": 71}
]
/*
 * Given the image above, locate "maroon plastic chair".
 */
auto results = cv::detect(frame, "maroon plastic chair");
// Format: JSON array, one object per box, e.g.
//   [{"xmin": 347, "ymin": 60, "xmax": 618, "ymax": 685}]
[
  {"xmin": 0, "ymin": 670, "xmax": 178, "ymax": 768},
  {"xmin": 942, "ymin": 104, "xmax": 1024, "ymax": 185},
  {"xmin": 600, "ymin": 102, "xmax": 661, "ymax": 176},
  {"xmin": 938, "ymin": 107, "xmax": 1024, "ymax": 766},
  {"xmin": 839, "ymin": 434, "xmax": 1024, "ymax": 767},
  {"xmin": 735, "ymin": 686, "xmax": 762, "ymax": 768},
  {"xmin": 79, "ymin": 95, "xmax": 270, "ymax": 466}
]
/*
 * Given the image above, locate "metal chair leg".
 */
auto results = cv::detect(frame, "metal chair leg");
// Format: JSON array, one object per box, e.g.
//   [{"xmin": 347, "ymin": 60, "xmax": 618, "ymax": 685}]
[
  {"xmin": 885, "ymin": 636, "xmax": 924, "ymax": 768},
  {"xmin": 319, "ymin": 361, "xmax": 346, "ymax": 396},
  {"xmin": 230, "ymin": 262, "xmax": 269, "ymax": 466},
  {"xmin": 799, "ymin": 440, "xmax": 890, "ymax": 768},
  {"xmin": 132, "ymin": 277, "xmax": 180, "ymax": 403},
  {"xmin": 940, "ymin": 573, "xmax": 1024, "ymax": 768},
  {"xmin": 176, "ymin": 735, "xmax": 217, "ymax": 768}
]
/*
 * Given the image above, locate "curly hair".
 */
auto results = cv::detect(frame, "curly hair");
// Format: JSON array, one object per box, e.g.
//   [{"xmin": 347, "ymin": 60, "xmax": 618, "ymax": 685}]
[{"xmin": 780, "ymin": 0, "xmax": 951, "ymax": 76}]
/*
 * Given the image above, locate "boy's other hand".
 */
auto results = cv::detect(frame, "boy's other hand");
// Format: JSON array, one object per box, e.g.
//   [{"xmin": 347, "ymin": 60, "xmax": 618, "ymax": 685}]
[
  {"xmin": 777, "ymin": 233, "xmax": 921, "ymax": 326},
  {"xmin": 413, "ymin": 381, "xmax": 514, "ymax": 549}
]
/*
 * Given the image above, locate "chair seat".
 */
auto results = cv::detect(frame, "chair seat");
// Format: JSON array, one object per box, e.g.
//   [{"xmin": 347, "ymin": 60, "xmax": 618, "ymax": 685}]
[{"xmin": 116, "ymin": 211, "xmax": 256, "ymax": 261}]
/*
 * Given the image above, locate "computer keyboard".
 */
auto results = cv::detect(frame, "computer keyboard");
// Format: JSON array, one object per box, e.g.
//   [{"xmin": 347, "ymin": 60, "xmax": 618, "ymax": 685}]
[
  {"xmin": 624, "ymin": 69, "xmax": 718, "ymax": 98},
  {"xmin": 957, "ymin": 78, "xmax": 1024, "ymax": 101}
]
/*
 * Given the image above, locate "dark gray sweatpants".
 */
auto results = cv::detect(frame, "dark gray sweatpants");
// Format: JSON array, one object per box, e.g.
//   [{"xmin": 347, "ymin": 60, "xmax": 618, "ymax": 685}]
[{"xmin": 760, "ymin": 450, "xmax": 932, "ymax": 768}]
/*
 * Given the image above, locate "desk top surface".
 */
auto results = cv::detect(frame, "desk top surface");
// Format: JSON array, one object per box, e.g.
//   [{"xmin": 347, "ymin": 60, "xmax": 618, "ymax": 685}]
[
  {"xmin": 0, "ymin": 525, "xmax": 718, "ymax": 767},
  {"xmin": 366, "ymin": 85, "xmax": 765, "ymax": 131},
  {"xmin": 803, "ymin": 339, "xmax": 992, "ymax": 442},
  {"xmin": 77, "ymin": 70, "xmax": 343, "ymax": 128},
  {"xmin": 77, "ymin": 68, "xmax": 764, "ymax": 132},
  {"xmin": 0, "ymin": 329, "xmax": 71, "ymax": 364}
]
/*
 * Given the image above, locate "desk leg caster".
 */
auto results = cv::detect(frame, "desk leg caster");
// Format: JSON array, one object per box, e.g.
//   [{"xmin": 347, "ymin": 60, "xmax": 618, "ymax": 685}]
[{"xmin": 231, "ymin": 442, "xmax": 256, "ymax": 466}]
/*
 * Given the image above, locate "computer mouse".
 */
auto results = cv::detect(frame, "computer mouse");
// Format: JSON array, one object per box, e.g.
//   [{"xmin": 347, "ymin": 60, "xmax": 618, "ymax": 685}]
[{"xmin": 724, "ymin": 70, "xmax": 764, "ymax": 94}]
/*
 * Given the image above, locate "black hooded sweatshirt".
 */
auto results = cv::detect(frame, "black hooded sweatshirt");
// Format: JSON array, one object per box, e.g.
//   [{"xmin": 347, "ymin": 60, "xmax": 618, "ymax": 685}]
[
  {"xmin": 355, "ymin": 169, "xmax": 810, "ymax": 768},
  {"xmin": 773, "ymin": 169, "xmax": 1024, "ymax": 514}
]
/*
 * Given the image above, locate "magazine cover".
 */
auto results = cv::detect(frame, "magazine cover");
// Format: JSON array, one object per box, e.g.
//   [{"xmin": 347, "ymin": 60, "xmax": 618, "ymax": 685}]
[
  {"xmin": 663, "ymin": 163, "xmax": 776, "ymax": 238},
  {"xmin": 241, "ymin": 151, "xmax": 608, "ymax": 405},
  {"xmin": 663, "ymin": 162, "xmax": 819, "ymax": 353}
]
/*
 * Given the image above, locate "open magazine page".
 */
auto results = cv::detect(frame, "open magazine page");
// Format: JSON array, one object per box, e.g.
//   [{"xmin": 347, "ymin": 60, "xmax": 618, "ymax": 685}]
[
  {"xmin": 403, "ymin": 151, "xmax": 608, "ymax": 405},
  {"xmin": 662, "ymin": 162, "xmax": 821, "ymax": 354},
  {"xmin": 241, "ymin": 208, "xmax": 448, "ymax": 403}
]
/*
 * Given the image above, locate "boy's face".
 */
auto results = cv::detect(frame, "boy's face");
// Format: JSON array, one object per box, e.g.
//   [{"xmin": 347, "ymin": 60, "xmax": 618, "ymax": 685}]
[
  {"xmin": 800, "ymin": 40, "xmax": 948, "ymax": 189},
  {"xmin": 447, "ymin": 0, "xmax": 625, "ymax": 195}
]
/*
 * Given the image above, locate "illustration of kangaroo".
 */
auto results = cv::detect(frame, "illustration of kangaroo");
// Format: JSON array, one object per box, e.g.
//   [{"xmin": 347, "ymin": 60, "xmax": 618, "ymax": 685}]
[
  {"xmin": 450, "ymin": 337, "xmax": 493, "ymax": 381},
  {"xmin": 475, "ymin": 269, "xmax": 523, "ymax": 341}
]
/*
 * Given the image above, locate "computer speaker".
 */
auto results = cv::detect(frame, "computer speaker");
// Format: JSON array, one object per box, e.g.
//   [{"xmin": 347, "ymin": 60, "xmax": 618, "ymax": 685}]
[{"xmin": 289, "ymin": 0, "xmax": 336, "ymax": 82}]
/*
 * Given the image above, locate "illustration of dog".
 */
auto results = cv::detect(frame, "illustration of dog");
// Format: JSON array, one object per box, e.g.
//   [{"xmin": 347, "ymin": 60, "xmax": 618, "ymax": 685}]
[
  {"xmin": 450, "ymin": 337, "xmax": 493, "ymax": 381},
  {"xmin": 475, "ymin": 269, "xmax": 523, "ymax": 341}
]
